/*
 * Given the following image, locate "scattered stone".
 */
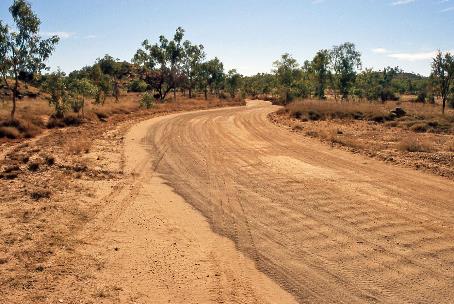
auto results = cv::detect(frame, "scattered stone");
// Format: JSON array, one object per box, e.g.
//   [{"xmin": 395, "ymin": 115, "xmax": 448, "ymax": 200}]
[{"xmin": 28, "ymin": 162, "xmax": 40, "ymax": 172}]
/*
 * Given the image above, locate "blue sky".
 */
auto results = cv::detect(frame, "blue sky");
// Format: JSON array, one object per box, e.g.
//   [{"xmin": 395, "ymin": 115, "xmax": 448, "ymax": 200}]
[{"xmin": 1, "ymin": 0, "xmax": 453, "ymax": 76}]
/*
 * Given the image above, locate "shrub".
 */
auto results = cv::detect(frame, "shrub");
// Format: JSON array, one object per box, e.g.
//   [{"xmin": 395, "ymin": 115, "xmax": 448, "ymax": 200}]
[
  {"xmin": 0, "ymin": 126, "xmax": 20, "ymax": 139},
  {"xmin": 28, "ymin": 161, "xmax": 40, "ymax": 172},
  {"xmin": 44, "ymin": 155, "xmax": 55, "ymax": 166},
  {"xmin": 63, "ymin": 114, "xmax": 82, "ymax": 126},
  {"xmin": 140, "ymin": 93, "xmax": 155, "ymax": 109},
  {"xmin": 128, "ymin": 79, "xmax": 148, "ymax": 93},
  {"xmin": 30, "ymin": 189, "xmax": 51, "ymax": 200},
  {"xmin": 415, "ymin": 92, "xmax": 427, "ymax": 103},
  {"xmin": 71, "ymin": 98, "xmax": 84, "ymax": 113},
  {"xmin": 410, "ymin": 123, "xmax": 429, "ymax": 133}
]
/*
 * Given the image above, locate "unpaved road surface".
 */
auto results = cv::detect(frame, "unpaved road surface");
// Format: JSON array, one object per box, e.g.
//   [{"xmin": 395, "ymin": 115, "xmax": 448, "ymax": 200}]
[{"xmin": 138, "ymin": 100, "xmax": 454, "ymax": 303}]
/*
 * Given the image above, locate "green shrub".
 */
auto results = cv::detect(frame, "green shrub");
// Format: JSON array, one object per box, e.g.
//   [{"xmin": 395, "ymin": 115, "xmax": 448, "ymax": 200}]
[
  {"xmin": 129, "ymin": 79, "xmax": 148, "ymax": 93},
  {"xmin": 140, "ymin": 93, "xmax": 155, "ymax": 109}
]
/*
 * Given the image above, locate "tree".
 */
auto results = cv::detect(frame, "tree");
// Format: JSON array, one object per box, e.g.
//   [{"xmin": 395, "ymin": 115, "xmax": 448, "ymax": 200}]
[
  {"xmin": 273, "ymin": 53, "xmax": 300, "ymax": 104},
  {"xmin": 225, "ymin": 69, "xmax": 242, "ymax": 98},
  {"xmin": 68, "ymin": 78, "xmax": 97, "ymax": 117},
  {"xmin": 168, "ymin": 27, "xmax": 185, "ymax": 101},
  {"xmin": 42, "ymin": 70, "xmax": 69, "ymax": 118},
  {"xmin": 0, "ymin": 0, "xmax": 59, "ymax": 121},
  {"xmin": 379, "ymin": 66, "xmax": 401, "ymax": 102},
  {"xmin": 197, "ymin": 58, "xmax": 224, "ymax": 100},
  {"xmin": 432, "ymin": 51, "xmax": 454, "ymax": 114},
  {"xmin": 311, "ymin": 50, "xmax": 331, "ymax": 99},
  {"xmin": 182, "ymin": 40, "xmax": 205, "ymax": 98},
  {"xmin": 330, "ymin": 42, "xmax": 361, "ymax": 100},
  {"xmin": 133, "ymin": 27, "xmax": 185, "ymax": 101}
]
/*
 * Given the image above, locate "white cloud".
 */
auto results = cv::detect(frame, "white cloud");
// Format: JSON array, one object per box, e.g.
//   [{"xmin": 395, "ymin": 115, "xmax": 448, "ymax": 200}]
[
  {"xmin": 391, "ymin": 0, "xmax": 415, "ymax": 5},
  {"xmin": 372, "ymin": 48, "xmax": 390, "ymax": 54},
  {"xmin": 41, "ymin": 31, "xmax": 75, "ymax": 39},
  {"xmin": 388, "ymin": 51, "xmax": 437, "ymax": 61},
  {"xmin": 84, "ymin": 35, "xmax": 97, "ymax": 39}
]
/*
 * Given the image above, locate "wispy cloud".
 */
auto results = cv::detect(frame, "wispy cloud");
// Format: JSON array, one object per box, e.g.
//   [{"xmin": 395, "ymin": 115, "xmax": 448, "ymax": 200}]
[
  {"xmin": 441, "ymin": 6, "xmax": 454, "ymax": 12},
  {"xmin": 391, "ymin": 0, "xmax": 415, "ymax": 5},
  {"xmin": 41, "ymin": 31, "xmax": 75, "ymax": 39},
  {"xmin": 388, "ymin": 51, "xmax": 437, "ymax": 61},
  {"xmin": 372, "ymin": 48, "xmax": 390, "ymax": 54},
  {"xmin": 312, "ymin": 0, "xmax": 325, "ymax": 4},
  {"xmin": 83, "ymin": 35, "xmax": 97, "ymax": 39}
]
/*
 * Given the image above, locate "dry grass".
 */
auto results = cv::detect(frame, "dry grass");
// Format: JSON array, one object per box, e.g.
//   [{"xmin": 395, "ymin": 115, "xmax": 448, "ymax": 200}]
[
  {"xmin": 283, "ymin": 99, "xmax": 454, "ymax": 134},
  {"xmin": 66, "ymin": 139, "xmax": 91, "ymax": 155},
  {"xmin": 446, "ymin": 140, "xmax": 454, "ymax": 152},
  {"xmin": 398, "ymin": 136, "xmax": 435, "ymax": 153},
  {"xmin": 0, "ymin": 92, "xmax": 244, "ymax": 141}
]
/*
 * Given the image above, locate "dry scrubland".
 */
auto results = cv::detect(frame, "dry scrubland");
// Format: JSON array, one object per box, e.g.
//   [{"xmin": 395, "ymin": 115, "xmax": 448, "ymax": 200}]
[
  {"xmin": 271, "ymin": 99, "xmax": 454, "ymax": 178},
  {"xmin": 0, "ymin": 85, "xmax": 242, "ymax": 141},
  {"xmin": 0, "ymin": 93, "xmax": 244, "ymax": 303}
]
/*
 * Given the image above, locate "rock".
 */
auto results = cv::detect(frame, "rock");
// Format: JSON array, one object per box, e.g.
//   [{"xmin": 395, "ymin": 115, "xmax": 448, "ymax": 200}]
[{"xmin": 390, "ymin": 107, "xmax": 406, "ymax": 118}]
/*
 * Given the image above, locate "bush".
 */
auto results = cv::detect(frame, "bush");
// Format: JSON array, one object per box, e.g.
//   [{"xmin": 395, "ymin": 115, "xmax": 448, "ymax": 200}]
[
  {"xmin": 46, "ymin": 114, "xmax": 81, "ymax": 128},
  {"xmin": 71, "ymin": 98, "xmax": 84, "ymax": 113},
  {"xmin": 63, "ymin": 114, "xmax": 82, "ymax": 126},
  {"xmin": 128, "ymin": 79, "xmax": 148, "ymax": 93},
  {"xmin": 0, "ymin": 126, "xmax": 20, "ymax": 139},
  {"xmin": 415, "ymin": 92, "xmax": 427, "ymax": 103},
  {"xmin": 410, "ymin": 123, "xmax": 428, "ymax": 133},
  {"xmin": 139, "ymin": 93, "xmax": 155, "ymax": 109}
]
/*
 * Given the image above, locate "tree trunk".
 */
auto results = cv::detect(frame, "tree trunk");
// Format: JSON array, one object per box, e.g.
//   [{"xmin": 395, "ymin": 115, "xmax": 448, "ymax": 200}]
[
  {"xmin": 11, "ymin": 79, "xmax": 18, "ymax": 121},
  {"xmin": 204, "ymin": 89, "xmax": 208, "ymax": 100},
  {"xmin": 442, "ymin": 97, "xmax": 446, "ymax": 115},
  {"xmin": 189, "ymin": 87, "xmax": 192, "ymax": 99},
  {"xmin": 173, "ymin": 87, "xmax": 176, "ymax": 101}
]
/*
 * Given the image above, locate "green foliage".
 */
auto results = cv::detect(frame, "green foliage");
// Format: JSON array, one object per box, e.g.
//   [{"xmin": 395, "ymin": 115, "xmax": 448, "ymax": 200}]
[
  {"xmin": 0, "ymin": 0, "xmax": 59, "ymax": 120},
  {"xmin": 182, "ymin": 40, "xmax": 205, "ymax": 98},
  {"xmin": 310, "ymin": 50, "xmax": 331, "ymax": 99},
  {"xmin": 273, "ymin": 53, "xmax": 300, "ymax": 104},
  {"xmin": 129, "ymin": 79, "xmax": 148, "ymax": 92},
  {"xmin": 42, "ymin": 70, "xmax": 70, "ymax": 118},
  {"xmin": 225, "ymin": 69, "xmax": 242, "ymax": 98},
  {"xmin": 431, "ymin": 51, "xmax": 454, "ymax": 114},
  {"xmin": 133, "ymin": 27, "xmax": 186, "ymax": 101},
  {"xmin": 330, "ymin": 42, "xmax": 361, "ymax": 100},
  {"xmin": 139, "ymin": 92, "xmax": 155, "ymax": 109},
  {"xmin": 67, "ymin": 78, "xmax": 97, "ymax": 114}
]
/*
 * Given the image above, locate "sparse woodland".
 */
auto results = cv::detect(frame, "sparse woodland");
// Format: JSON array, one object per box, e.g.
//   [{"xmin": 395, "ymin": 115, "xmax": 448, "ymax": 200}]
[{"xmin": 0, "ymin": 0, "xmax": 453, "ymax": 141}]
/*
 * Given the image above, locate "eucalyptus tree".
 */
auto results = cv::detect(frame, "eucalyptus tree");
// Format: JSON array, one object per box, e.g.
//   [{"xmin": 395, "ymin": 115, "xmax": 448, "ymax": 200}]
[
  {"xmin": 432, "ymin": 51, "xmax": 454, "ymax": 114},
  {"xmin": 182, "ymin": 40, "xmax": 205, "ymax": 98},
  {"xmin": 197, "ymin": 57, "xmax": 225, "ymax": 99},
  {"xmin": 225, "ymin": 69, "xmax": 242, "ymax": 98},
  {"xmin": 0, "ymin": 0, "xmax": 59, "ymax": 120},
  {"xmin": 133, "ymin": 27, "xmax": 185, "ymax": 101},
  {"xmin": 273, "ymin": 53, "xmax": 300, "ymax": 104},
  {"xmin": 311, "ymin": 49, "xmax": 331, "ymax": 99},
  {"xmin": 68, "ymin": 78, "xmax": 97, "ymax": 117},
  {"xmin": 330, "ymin": 42, "xmax": 361, "ymax": 100}
]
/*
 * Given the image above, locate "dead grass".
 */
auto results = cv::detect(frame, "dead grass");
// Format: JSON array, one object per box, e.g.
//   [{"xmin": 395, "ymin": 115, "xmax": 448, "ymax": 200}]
[
  {"xmin": 66, "ymin": 139, "xmax": 91, "ymax": 155},
  {"xmin": 398, "ymin": 136, "xmax": 435, "ymax": 153},
  {"xmin": 283, "ymin": 99, "xmax": 454, "ymax": 134},
  {"xmin": 0, "ymin": 91, "xmax": 244, "ymax": 141}
]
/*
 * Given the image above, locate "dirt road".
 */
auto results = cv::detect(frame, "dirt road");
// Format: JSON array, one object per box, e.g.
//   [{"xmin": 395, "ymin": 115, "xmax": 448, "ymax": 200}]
[{"xmin": 137, "ymin": 100, "xmax": 454, "ymax": 303}]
